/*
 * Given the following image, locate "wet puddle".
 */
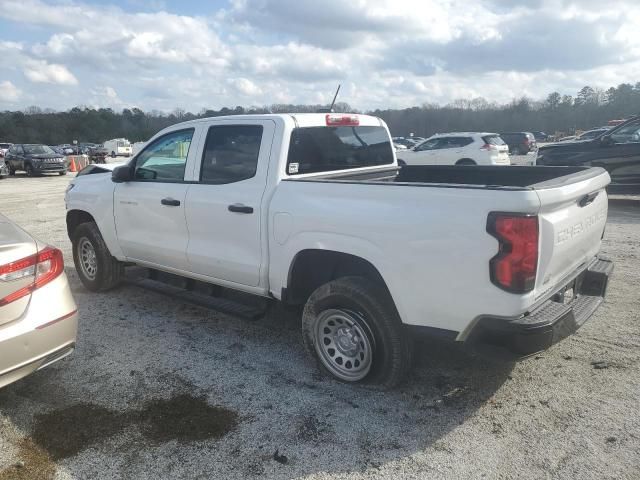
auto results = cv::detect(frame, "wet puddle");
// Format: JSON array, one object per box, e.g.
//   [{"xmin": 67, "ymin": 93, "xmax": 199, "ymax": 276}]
[{"xmin": 0, "ymin": 394, "xmax": 239, "ymax": 478}]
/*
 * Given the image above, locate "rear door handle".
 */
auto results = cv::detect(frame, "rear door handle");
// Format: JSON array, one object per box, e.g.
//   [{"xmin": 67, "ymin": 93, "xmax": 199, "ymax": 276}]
[
  {"xmin": 228, "ymin": 204, "xmax": 253, "ymax": 214},
  {"xmin": 161, "ymin": 198, "xmax": 181, "ymax": 207}
]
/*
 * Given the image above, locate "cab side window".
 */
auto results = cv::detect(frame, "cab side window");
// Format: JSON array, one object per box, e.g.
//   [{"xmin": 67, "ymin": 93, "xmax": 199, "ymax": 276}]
[
  {"xmin": 200, "ymin": 125, "xmax": 263, "ymax": 184},
  {"xmin": 610, "ymin": 121, "xmax": 640, "ymax": 144},
  {"xmin": 134, "ymin": 129, "xmax": 194, "ymax": 182}
]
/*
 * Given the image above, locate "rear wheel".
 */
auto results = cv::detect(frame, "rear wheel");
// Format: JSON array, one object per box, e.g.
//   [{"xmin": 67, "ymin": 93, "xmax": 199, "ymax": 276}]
[
  {"xmin": 455, "ymin": 158, "xmax": 476, "ymax": 166},
  {"xmin": 302, "ymin": 276, "xmax": 411, "ymax": 388},
  {"xmin": 72, "ymin": 222, "xmax": 124, "ymax": 291}
]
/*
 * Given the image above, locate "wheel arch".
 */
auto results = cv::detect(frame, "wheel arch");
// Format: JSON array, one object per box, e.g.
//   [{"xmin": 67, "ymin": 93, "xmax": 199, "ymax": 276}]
[
  {"xmin": 455, "ymin": 158, "xmax": 476, "ymax": 165},
  {"xmin": 284, "ymin": 249, "xmax": 394, "ymax": 307},
  {"xmin": 66, "ymin": 209, "xmax": 96, "ymax": 238}
]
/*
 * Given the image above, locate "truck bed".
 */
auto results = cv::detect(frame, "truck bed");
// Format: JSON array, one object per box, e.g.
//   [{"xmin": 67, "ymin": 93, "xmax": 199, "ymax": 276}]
[{"xmin": 293, "ymin": 165, "xmax": 602, "ymax": 190}]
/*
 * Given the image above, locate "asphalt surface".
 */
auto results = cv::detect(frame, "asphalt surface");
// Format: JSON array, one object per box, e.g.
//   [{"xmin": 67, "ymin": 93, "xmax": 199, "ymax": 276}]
[{"xmin": 0, "ymin": 169, "xmax": 639, "ymax": 480}]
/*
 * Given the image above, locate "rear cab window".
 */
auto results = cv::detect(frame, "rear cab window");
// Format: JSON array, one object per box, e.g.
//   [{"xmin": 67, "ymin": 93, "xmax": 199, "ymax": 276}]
[{"xmin": 286, "ymin": 125, "xmax": 394, "ymax": 175}]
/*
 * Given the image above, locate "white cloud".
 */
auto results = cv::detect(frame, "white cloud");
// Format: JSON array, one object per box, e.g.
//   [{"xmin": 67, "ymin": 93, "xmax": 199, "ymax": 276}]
[
  {"xmin": 0, "ymin": 81, "xmax": 22, "ymax": 102},
  {"xmin": 23, "ymin": 59, "xmax": 78, "ymax": 85},
  {"xmin": 231, "ymin": 78, "xmax": 262, "ymax": 96},
  {"xmin": 0, "ymin": 0, "xmax": 639, "ymax": 111}
]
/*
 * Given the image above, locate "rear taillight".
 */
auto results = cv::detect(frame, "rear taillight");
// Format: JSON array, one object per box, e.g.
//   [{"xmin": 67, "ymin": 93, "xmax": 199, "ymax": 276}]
[
  {"xmin": 0, "ymin": 247, "xmax": 64, "ymax": 306},
  {"xmin": 487, "ymin": 213, "xmax": 538, "ymax": 293},
  {"xmin": 325, "ymin": 114, "xmax": 359, "ymax": 126},
  {"xmin": 480, "ymin": 143, "xmax": 496, "ymax": 151}
]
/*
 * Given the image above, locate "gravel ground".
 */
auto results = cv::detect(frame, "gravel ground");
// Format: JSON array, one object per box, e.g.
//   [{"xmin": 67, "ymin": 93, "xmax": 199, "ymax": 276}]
[{"xmin": 0, "ymin": 170, "xmax": 639, "ymax": 480}]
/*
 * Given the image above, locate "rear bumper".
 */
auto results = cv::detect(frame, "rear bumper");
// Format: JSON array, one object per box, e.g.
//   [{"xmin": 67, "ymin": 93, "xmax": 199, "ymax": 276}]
[
  {"xmin": 0, "ymin": 312, "xmax": 77, "ymax": 388},
  {"xmin": 469, "ymin": 257, "xmax": 613, "ymax": 355}
]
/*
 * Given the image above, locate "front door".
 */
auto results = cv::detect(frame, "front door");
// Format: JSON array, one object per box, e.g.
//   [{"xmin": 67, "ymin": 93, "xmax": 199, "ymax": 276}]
[
  {"xmin": 114, "ymin": 128, "xmax": 197, "ymax": 271},
  {"xmin": 184, "ymin": 120, "xmax": 275, "ymax": 287},
  {"xmin": 591, "ymin": 119, "xmax": 640, "ymax": 187}
]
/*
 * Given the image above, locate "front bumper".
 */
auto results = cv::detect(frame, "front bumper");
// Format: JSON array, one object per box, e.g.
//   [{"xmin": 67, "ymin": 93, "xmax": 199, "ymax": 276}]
[
  {"xmin": 470, "ymin": 257, "xmax": 613, "ymax": 355},
  {"xmin": 32, "ymin": 161, "xmax": 67, "ymax": 172}
]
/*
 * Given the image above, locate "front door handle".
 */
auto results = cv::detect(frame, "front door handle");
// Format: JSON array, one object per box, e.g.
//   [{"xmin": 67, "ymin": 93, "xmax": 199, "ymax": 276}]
[
  {"xmin": 228, "ymin": 203, "xmax": 253, "ymax": 214},
  {"xmin": 161, "ymin": 198, "xmax": 181, "ymax": 207}
]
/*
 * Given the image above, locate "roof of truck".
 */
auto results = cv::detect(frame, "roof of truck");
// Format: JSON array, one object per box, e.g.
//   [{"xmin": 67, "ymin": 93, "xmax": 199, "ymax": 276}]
[{"xmin": 167, "ymin": 113, "xmax": 385, "ymax": 129}]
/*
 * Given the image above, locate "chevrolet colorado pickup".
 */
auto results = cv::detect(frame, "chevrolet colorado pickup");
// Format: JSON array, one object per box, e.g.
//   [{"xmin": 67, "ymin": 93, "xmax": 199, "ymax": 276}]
[{"xmin": 65, "ymin": 113, "xmax": 613, "ymax": 387}]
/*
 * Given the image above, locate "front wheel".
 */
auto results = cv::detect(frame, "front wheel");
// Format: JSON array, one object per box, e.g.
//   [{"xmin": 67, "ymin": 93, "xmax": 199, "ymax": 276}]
[
  {"xmin": 58, "ymin": 170, "xmax": 67, "ymax": 176},
  {"xmin": 302, "ymin": 276, "xmax": 412, "ymax": 388},
  {"xmin": 72, "ymin": 222, "xmax": 124, "ymax": 291},
  {"xmin": 25, "ymin": 164, "xmax": 35, "ymax": 177}
]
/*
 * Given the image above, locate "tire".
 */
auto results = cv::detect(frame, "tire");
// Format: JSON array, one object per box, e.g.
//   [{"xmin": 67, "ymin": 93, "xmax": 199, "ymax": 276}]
[
  {"xmin": 111, "ymin": 151, "xmax": 116, "ymax": 158},
  {"xmin": 8, "ymin": 166, "xmax": 15, "ymax": 176},
  {"xmin": 72, "ymin": 222, "xmax": 124, "ymax": 292},
  {"xmin": 58, "ymin": 170, "xmax": 67, "ymax": 176},
  {"xmin": 302, "ymin": 276, "xmax": 412, "ymax": 389},
  {"xmin": 25, "ymin": 163, "xmax": 35, "ymax": 177},
  {"xmin": 455, "ymin": 159, "xmax": 476, "ymax": 166}
]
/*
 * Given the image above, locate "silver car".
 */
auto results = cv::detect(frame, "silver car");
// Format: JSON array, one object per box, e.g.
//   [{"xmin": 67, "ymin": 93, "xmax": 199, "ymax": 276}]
[{"xmin": 0, "ymin": 214, "xmax": 78, "ymax": 388}]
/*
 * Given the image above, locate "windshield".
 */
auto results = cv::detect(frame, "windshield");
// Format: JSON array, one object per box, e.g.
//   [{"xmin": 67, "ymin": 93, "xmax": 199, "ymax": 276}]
[
  {"xmin": 287, "ymin": 126, "xmax": 394, "ymax": 175},
  {"xmin": 0, "ymin": 143, "xmax": 11, "ymax": 149},
  {"xmin": 24, "ymin": 145, "xmax": 56, "ymax": 155}
]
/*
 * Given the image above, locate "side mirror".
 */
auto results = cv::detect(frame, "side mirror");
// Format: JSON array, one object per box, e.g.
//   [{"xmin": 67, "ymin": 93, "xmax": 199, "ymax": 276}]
[{"xmin": 112, "ymin": 165, "xmax": 133, "ymax": 183}]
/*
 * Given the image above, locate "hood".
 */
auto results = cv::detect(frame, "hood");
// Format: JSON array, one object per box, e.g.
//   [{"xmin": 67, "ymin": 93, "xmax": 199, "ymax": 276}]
[{"xmin": 538, "ymin": 139, "xmax": 596, "ymax": 152}]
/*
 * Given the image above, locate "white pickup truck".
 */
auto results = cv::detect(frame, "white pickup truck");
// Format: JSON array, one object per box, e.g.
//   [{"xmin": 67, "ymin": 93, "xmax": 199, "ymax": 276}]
[{"xmin": 65, "ymin": 113, "xmax": 613, "ymax": 387}]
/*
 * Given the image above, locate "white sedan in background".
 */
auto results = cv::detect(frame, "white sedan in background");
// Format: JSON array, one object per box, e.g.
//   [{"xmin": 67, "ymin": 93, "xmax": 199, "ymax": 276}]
[{"xmin": 396, "ymin": 132, "xmax": 510, "ymax": 166}]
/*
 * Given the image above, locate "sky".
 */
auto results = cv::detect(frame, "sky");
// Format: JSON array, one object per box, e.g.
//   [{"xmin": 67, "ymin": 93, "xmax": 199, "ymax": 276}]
[{"xmin": 0, "ymin": 0, "xmax": 639, "ymax": 112}]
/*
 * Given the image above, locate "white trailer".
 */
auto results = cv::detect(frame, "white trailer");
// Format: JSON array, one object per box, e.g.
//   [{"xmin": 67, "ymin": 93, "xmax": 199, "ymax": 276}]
[{"xmin": 103, "ymin": 138, "xmax": 132, "ymax": 157}]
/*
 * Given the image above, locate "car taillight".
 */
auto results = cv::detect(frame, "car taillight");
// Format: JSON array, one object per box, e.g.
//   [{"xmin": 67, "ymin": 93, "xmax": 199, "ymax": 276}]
[
  {"xmin": 480, "ymin": 143, "xmax": 496, "ymax": 151},
  {"xmin": 0, "ymin": 246, "xmax": 64, "ymax": 306},
  {"xmin": 325, "ymin": 114, "xmax": 359, "ymax": 126},
  {"xmin": 487, "ymin": 213, "xmax": 538, "ymax": 293}
]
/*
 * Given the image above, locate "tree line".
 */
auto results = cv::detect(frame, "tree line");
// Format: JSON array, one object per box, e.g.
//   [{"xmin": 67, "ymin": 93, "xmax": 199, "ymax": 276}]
[{"xmin": 0, "ymin": 83, "xmax": 639, "ymax": 144}]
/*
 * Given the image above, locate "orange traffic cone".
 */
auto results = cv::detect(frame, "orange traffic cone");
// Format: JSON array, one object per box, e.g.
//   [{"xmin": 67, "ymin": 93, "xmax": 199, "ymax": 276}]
[{"xmin": 68, "ymin": 156, "xmax": 77, "ymax": 172}]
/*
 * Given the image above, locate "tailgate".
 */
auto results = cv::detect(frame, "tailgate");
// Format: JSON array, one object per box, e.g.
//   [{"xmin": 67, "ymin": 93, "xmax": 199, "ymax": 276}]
[
  {"xmin": 534, "ymin": 169, "xmax": 610, "ymax": 300},
  {"xmin": 0, "ymin": 216, "xmax": 37, "ymax": 326}
]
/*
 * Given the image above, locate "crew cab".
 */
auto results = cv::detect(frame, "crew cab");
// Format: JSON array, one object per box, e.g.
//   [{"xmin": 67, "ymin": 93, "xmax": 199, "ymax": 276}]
[
  {"xmin": 537, "ymin": 115, "xmax": 640, "ymax": 192},
  {"xmin": 65, "ymin": 113, "xmax": 613, "ymax": 387}
]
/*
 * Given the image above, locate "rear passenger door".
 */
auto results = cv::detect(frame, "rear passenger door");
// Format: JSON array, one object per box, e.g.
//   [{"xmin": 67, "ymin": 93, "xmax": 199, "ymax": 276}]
[
  {"xmin": 442, "ymin": 137, "xmax": 472, "ymax": 164},
  {"xmin": 184, "ymin": 120, "xmax": 275, "ymax": 287}
]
